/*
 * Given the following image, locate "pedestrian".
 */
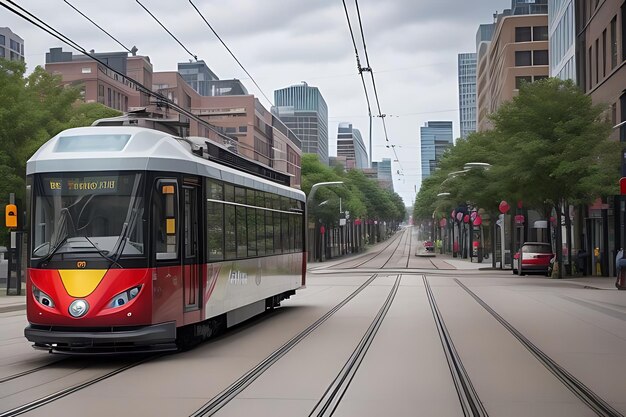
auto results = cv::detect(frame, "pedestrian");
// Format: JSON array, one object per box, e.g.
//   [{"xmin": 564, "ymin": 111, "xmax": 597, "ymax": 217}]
[
  {"xmin": 594, "ymin": 247, "xmax": 601, "ymax": 275},
  {"xmin": 616, "ymin": 248, "xmax": 623, "ymax": 277}
]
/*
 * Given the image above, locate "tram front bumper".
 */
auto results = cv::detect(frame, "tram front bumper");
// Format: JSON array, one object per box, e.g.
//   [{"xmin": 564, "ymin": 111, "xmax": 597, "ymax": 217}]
[{"xmin": 24, "ymin": 321, "xmax": 177, "ymax": 353}]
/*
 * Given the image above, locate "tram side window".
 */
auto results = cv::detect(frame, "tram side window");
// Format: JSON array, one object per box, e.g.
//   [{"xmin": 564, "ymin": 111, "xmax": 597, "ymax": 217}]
[
  {"xmin": 206, "ymin": 179, "xmax": 224, "ymax": 261},
  {"xmin": 154, "ymin": 181, "xmax": 178, "ymax": 260},
  {"xmin": 273, "ymin": 195, "xmax": 282, "ymax": 254},
  {"xmin": 256, "ymin": 191, "xmax": 266, "ymax": 256},
  {"xmin": 235, "ymin": 187, "xmax": 247, "ymax": 258},
  {"xmin": 224, "ymin": 205, "xmax": 236, "ymax": 260},
  {"xmin": 281, "ymin": 197, "xmax": 290, "ymax": 253}
]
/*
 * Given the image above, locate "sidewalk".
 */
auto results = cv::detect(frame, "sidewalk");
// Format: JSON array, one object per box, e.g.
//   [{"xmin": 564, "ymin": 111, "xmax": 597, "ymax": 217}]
[{"xmin": 0, "ymin": 290, "xmax": 26, "ymax": 313}]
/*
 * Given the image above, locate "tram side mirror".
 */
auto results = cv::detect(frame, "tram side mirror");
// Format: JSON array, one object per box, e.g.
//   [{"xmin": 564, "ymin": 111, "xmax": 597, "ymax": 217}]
[{"xmin": 5, "ymin": 204, "xmax": 17, "ymax": 229}]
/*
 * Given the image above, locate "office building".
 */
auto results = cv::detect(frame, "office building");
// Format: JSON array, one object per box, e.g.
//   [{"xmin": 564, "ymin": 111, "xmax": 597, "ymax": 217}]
[
  {"xmin": 372, "ymin": 158, "xmax": 393, "ymax": 191},
  {"xmin": 274, "ymin": 82, "xmax": 329, "ymax": 164},
  {"xmin": 0, "ymin": 27, "xmax": 24, "ymax": 62},
  {"xmin": 420, "ymin": 121, "xmax": 453, "ymax": 181},
  {"xmin": 548, "ymin": 0, "xmax": 576, "ymax": 80},
  {"xmin": 336, "ymin": 122, "xmax": 368, "ymax": 170},
  {"xmin": 458, "ymin": 53, "xmax": 477, "ymax": 139},
  {"xmin": 45, "ymin": 48, "xmax": 302, "ymax": 188},
  {"xmin": 476, "ymin": 2, "xmax": 549, "ymax": 131}
]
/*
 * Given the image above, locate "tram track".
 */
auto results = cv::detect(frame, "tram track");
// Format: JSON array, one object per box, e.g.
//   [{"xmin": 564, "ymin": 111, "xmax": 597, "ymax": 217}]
[
  {"xmin": 455, "ymin": 279, "xmax": 624, "ymax": 417},
  {"xmin": 308, "ymin": 274, "xmax": 401, "ymax": 416},
  {"xmin": 0, "ymin": 355, "xmax": 160, "ymax": 417},
  {"xmin": 423, "ymin": 276, "xmax": 488, "ymax": 417},
  {"xmin": 0, "ymin": 358, "xmax": 68, "ymax": 384},
  {"xmin": 327, "ymin": 229, "xmax": 405, "ymax": 270},
  {"xmin": 189, "ymin": 273, "xmax": 382, "ymax": 417}
]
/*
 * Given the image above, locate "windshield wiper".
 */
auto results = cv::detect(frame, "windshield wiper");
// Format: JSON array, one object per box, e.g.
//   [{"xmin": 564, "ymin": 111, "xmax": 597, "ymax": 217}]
[
  {"xmin": 39, "ymin": 208, "xmax": 73, "ymax": 264},
  {"xmin": 82, "ymin": 236, "xmax": 122, "ymax": 268}
]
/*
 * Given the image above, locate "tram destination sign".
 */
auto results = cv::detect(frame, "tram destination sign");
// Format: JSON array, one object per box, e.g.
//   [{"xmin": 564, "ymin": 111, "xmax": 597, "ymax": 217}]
[{"xmin": 43, "ymin": 176, "xmax": 119, "ymax": 195}]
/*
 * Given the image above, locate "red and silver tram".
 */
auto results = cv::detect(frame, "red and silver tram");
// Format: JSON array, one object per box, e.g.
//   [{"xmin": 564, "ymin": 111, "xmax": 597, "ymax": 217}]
[{"xmin": 24, "ymin": 126, "xmax": 306, "ymax": 353}]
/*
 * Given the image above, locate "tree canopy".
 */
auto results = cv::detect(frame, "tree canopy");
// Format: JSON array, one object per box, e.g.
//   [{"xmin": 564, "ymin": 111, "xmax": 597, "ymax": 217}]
[
  {"xmin": 301, "ymin": 154, "xmax": 406, "ymax": 227},
  {"xmin": 414, "ymin": 78, "xmax": 619, "ymax": 223},
  {"xmin": 0, "ymin": 59, "xmax": 121, "ymax": 243}
]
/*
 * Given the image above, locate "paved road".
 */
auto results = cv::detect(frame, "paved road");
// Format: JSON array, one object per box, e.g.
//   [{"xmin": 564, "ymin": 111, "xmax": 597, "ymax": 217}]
[{"xmin": 1, "ymin": 227, "xmax": 625, "ymax": 416}]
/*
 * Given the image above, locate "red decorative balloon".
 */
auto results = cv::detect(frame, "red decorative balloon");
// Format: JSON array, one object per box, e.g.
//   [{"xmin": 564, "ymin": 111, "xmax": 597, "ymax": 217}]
[
  {"xmin": 439, "ymin": 218, "xmax": 447, "ymax": 227},
  {"xmin": 451, "ymin": 210, "xmax": 456, "ymax": 219},
  {"xmin": 499, "ymin": 200, "xmax": 510, "ymax": 214},
  {"xmin": 473, "ymin": 216, "xmax": 482, "ymax": 226},
  {"xmin": 514, "ymin": 214, "xmax": 525, "ymax": 224},
  {"xmin": 470, "ymin": 211, "xmax": 477, "ymax": 221},
  {"xmin": 456, "ymin": 212, "xmax": 463, "ymax": 222},
  {"xmin": 463, "ymin": 214, "xmax": 470, "ymax": 223},
  {"xmin": 517, "ymin": 200, "xmax": 523, "ymax": 209}
]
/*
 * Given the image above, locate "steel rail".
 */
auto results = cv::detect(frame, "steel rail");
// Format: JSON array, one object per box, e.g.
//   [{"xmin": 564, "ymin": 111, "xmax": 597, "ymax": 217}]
[
  {"xmin": 309, "ymin": 274, "xmax": 401, "ymax": 416},
  {"xmin": 0, "ymin": 355, "xmax": 158, "ymax": 417},
  {"xmin": 424, "ymin": 276, "xmax": 489, "ymax": 417},
  {"xmin": 455, "ymin": 279, "xmax": 623, "ymax": 417},
  {"xmin": 189, "ymin": 273, "xmax": 381, "ymax": 416},
  {"xmin": 0, "ymin": 358, "xmax": 69, "ymax": 384},
  {"xmin": 326, "ymin": 228, "xmax": 405, "ymax": 270}
]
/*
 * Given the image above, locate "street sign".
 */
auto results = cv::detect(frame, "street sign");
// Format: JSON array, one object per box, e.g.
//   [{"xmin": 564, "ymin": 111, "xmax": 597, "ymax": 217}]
[{"xmin": 620, "ymin": 177, "xmax": 626, "ymax": 195}]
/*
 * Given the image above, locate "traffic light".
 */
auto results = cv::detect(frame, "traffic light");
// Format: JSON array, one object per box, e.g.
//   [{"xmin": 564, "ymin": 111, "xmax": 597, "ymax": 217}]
[{"xmin": 5, "ymin": 204, "xmax": 17, "ymax": 229}]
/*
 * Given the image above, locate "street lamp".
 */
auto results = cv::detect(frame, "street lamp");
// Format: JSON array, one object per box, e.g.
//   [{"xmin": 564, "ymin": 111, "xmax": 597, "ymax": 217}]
[{"xmin": 307, "ymin": 181, "xmax": 344, "ymax": 262}]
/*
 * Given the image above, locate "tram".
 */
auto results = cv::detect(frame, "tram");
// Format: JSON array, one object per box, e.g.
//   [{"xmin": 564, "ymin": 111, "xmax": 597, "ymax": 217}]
[{"xmin": 23, "ymin": 125, "xmax": 306, "ymax": 353}]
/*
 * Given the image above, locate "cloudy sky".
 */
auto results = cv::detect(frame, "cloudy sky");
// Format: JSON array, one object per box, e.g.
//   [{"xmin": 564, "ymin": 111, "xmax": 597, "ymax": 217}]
[{"xmin": 1, "ymin": 0, "xmax": 506, "ymax": 205}]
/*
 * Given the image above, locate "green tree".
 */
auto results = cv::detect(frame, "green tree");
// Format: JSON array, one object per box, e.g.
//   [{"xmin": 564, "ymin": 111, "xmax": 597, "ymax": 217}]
[{"xmin": 0, "ymin": 60, "xmax": 121, "ymax": 244}]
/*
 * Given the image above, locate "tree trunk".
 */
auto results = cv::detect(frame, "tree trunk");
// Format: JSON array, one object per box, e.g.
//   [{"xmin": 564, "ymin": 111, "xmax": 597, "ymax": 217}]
[{"xmin": 556, "ymin": 203, "xmax": 564, "ymax": 279}]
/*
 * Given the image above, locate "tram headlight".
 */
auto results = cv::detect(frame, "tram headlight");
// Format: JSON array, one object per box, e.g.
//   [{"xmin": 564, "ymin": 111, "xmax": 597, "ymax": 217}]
[
  {"xmin": 33, "ymin": 286, "xmax": 55, "ymax": 308},
  {"xmin": 107, "ymin": 285, "xmax": 142, "ymax": 309}
]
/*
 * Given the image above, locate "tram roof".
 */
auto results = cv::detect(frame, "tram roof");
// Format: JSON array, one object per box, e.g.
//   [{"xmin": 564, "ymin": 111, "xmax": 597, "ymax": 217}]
[{"xmin": 27, "ymin": 126, "xmax": 305, "ymax": 201}]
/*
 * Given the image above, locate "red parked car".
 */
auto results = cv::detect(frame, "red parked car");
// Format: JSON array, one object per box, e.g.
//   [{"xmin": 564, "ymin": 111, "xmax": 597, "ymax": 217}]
[{"xmin": 513, "ymin": 242, "xmax": 554, "ymax": 276}]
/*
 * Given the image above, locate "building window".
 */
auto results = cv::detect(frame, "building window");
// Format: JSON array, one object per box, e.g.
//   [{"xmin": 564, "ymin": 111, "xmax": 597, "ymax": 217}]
[
  {"xmin": 622, "ymin": 3, "xmax": 626, "ymax": 61},
  {"xmin": 515, "ymin": 27, "xmax": 532, "ymax": 42},
  {"xmin": 81, "ymin": 67, "xmax": 92, "ymax": 74},
  {"xmin": 98, "ymin": 84, "xmax": 104, "ymax": 104},
  {"xmin": 515, "ymin": 76, "xmax": 532, "ymax": 89},
  {"xmin": 611, "ymin": 16, "xmax": 618, "ymax": 69},
  {"xmin": 533, "ymin": 50, "xmax": 549, "ymax": 66},
  {"xmin": 603, "ymin": 29, "xmax": 607, "ymax": 77},
  {"xmin": 533, "ymin": 26, "xmax": 548, "ymax": 41},
  {"xmin": 595, "ymin": 38, "xmax": 600, "ymax": 84},
  {"xmin": 0, "ymin": 35, "xmax": 5, "ymax": 46},
  {"xmin": 239, "ymin": 126, "xmax": 248, "ymax": 132},
  {"xmin": 515, "ymin": 50, "xmax": 532, "ymax": 66}
]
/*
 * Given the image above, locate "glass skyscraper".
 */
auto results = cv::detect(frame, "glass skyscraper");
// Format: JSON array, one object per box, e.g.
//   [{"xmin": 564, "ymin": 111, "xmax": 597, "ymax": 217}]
[
  {"xmin": 458, "ymin": 53, "xmax": 477, "ymax": 139},
  {"xmin": 274, "ymin": 82, "xmax": 329, "ymax": 165},
  {"xmin": 548, "ymin": 0, "xmax": 575, "ymax": 80},
  {"xmin": 420, "ymin": 121, "xmax": 453, "ymax": 181},
  {"xmin": 337, "ymin": 122, "xmax": 368, "ymax": 170}
]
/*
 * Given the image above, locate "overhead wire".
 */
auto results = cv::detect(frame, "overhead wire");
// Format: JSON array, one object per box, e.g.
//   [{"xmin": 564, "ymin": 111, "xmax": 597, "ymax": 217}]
[
  {"xmin": 0, "ymin": 0, "xmax": 243, "ymax": 146},
  {"xmin": 62, "ymin": 0, "xmax": 134, "ymax": 54},
  {"xmin": 188, "ymin": 0, "xmax": 273, "ymax": 107},
  {"xmin": 340, "ymin": 0, "xmax": 373, "ymax": 165},
  {"xmin": 135, "ymin": 0, "xmax": 198, "ymax": 61},
  {"xmin": 342, "ymin": 0, "xmax": 404, "ymax": 174}
]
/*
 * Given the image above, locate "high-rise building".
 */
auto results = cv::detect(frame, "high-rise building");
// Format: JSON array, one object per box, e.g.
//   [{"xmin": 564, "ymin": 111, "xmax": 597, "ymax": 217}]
[
  {"xmin": 274, "ymin": 82, "xmax": 329, "ymax": 164},
  {"xmin": 177, "ymin": 60, "xmax": 248, "ymax": 97},
  {"xmin": 420, "ymin": 121, "xmax": 453, "ymax": 181},
  {"xmin": 548, "ymin": 0, "xmax": 575, "ymax": 80},
  {"xmin": 372, "ymin": 158, "xmax": 393, "ymax": 190},
  {"xmin": 0, "ymin": 27, "xmax": 24, "ymax": 62},
  {"xmin": 177, "ymin": 60, "xmax": 219, "ymax": 96},
  {"xmin": 458, "ymin": 53, "xmax": 477, "ymax": 139},
  {"xmin": 476, "ymin": 2, "xmax": 549, "ymax": 131},
  {"xmin": 337, "ymin": 122, "xmax": 368, "ymax": 170}
]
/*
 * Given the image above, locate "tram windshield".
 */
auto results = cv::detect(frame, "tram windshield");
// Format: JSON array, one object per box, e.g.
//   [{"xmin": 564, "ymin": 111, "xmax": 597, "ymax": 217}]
[{"xmin": 31, "ymin": 172, "xmax": 145, "ymax": 260}]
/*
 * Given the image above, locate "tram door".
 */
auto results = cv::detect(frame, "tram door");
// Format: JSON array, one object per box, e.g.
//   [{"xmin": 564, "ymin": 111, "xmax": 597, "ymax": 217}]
[{"xmin": 183, "ymin": 180, "xmax": 202, "ymax": 312}]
